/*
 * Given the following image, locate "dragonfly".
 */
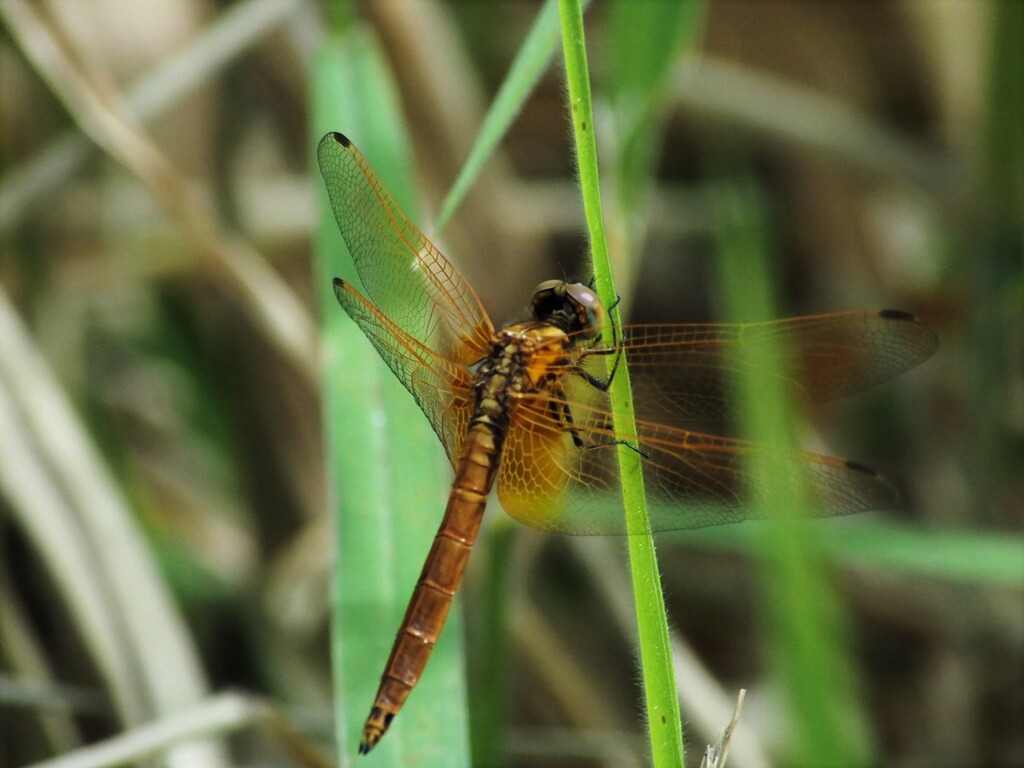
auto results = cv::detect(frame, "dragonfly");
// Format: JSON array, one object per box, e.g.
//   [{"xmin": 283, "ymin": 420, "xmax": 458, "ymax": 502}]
[{"xmin": 317, "ymin": 131, "xmax": 937, "ymax": 754}]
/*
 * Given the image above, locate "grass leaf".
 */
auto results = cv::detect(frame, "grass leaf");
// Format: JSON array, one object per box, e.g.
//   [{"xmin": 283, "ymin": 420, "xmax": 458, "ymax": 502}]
[
  {"xmin": 712, "ymin": 178, "xmax": 872, "ymax": 767},
  {"xmin": 313, "ymin": 29, "xmax": 469, "ymax": 766},
  {"xmin": 435, "ymin": 0, "xmax": 589, "ymax": 233}
]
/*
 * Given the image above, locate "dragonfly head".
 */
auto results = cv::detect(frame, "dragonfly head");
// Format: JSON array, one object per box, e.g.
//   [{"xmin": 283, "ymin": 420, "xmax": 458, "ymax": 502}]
[{"xmin": 531, "ymin": 280, "xmax": 604, "ymax": 341}]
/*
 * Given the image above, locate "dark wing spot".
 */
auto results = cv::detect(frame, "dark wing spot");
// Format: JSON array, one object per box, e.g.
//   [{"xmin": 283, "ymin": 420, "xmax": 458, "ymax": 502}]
[
  {"xmin": 878, "ymin": 308, "xmax": 916, "ymax": 322},
  {"xmin": 844, "ymin": 459, "xmax": 880, "ymax": 478},
  {"xmin": 331, "ymin": 131, "xmax": 351, "ymax": 147}
]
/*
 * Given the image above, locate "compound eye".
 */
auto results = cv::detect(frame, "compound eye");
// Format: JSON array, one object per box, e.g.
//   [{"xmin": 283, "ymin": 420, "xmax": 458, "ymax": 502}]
[
  {"xmin": 531, "ymin": 280, "xmax": 562, "ymax": 305},
  {"xmin": 563, "ymin": 283, "xmax": 604, "ymax": 339},
  {"xmin": 531, "ymin": 280, "xmax": 564, "ymax": 320},
  {"xmin": 531, "ymin": 280, "xmax": 605, "ymax": 337}
]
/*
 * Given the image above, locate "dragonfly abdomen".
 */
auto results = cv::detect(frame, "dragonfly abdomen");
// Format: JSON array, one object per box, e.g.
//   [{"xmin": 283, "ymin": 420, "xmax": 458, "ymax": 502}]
[
  {"xmin": 360, "ymin": 324, "xmax": 573, "ymax": 753},
  {"xmin": 359, "ymin": 419, "xmax": 504, "ymax": 753}
]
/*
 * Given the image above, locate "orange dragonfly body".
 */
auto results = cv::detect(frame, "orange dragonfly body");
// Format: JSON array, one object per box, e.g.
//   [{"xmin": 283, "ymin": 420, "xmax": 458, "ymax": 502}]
[{"xmin": 317, "ymin": 131, "xmax": 937, "ymax": 753}]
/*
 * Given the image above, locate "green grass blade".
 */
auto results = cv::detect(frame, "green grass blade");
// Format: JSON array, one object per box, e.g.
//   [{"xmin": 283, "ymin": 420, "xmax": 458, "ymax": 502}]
[
  {"xmin": 712, "ymin": 178, "xmax": 872, "ymax": 767},
  {"xmin": 467, "ymin": 521, "xmax": 517, "ymax": 767},
  {"xmin": 435, "ymin": 0, "xmax": 575, "ymax": 233},
  {"xmin": 313, "ymin": 29, "xmax": 469, "ymax": 767},
  {"xmin": 968, "ymin": 0, "xmax": 1024, "ymax": 524},
  {"xmin": 686, "ymin": 520, "xmax": 1024, "ymax": 589},
  {"xmin": 606, "ymin": 0, "xmax": 703, "ymax": 273},
  {"xmin": 557, "ymin": 2, "xmax": 684, "ymax": 766}
]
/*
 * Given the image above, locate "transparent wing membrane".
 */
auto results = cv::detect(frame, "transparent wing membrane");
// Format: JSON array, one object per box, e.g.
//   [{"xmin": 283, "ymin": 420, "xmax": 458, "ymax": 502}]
[
  {"xmin": 332, "ymin": 279, "xmax": 472, "ymax": 466},
  {"xmin": 318, "ymin": 132, "xmax": 493, "ymax": 367},
  {"xmin": 497, "ymin": 391, "xmax": 900, "ymax": 535},
  {"xmin": 322, "ymin": 133, "xmax": 936, "ymax": 535},
  {"xmin": 595, "ymin": 312, "xmax": 938, "ymax": 425}
]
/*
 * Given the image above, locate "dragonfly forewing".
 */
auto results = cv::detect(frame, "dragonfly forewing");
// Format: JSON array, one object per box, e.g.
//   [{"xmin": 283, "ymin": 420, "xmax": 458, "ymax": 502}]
[
  {"xmin": 318, "ymin": 132, "xmax": 494, "ymax": 365},
  {"xmin": 595, "ymin": 311, "xmax": 938, "ymax": 426}
]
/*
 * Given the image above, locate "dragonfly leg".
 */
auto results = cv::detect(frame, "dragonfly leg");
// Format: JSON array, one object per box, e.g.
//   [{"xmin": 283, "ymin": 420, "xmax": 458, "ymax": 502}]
[
  {"xmin": 581, "ymin": 437, "xmax": 650, "ymax": 459},
  {"xmin": 549, "ymin": 391, "xmax": 650, "ymax": 459},
  {"xmin": 585, "ymin": 276, "xmax": 622, "ymax": 314},
  {"xmin": 577, "ymin": 305, "xmax": 626, "ymax": 392},
  {"xmin": 548, "ymin": 393, "xmax": 585, "ymax": 447}
]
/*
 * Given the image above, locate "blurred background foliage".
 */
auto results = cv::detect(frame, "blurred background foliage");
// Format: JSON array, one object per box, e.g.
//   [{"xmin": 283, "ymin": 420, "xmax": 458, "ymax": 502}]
[{"xmin": 1, "ymin": 1, "xmax": 1022, "ymax": 767}]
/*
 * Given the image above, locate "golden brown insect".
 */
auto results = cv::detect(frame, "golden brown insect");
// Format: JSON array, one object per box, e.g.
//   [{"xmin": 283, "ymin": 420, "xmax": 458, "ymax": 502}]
[{"xmin": 317, "ymin": 131, "xmax": 937, "ymax": 753}]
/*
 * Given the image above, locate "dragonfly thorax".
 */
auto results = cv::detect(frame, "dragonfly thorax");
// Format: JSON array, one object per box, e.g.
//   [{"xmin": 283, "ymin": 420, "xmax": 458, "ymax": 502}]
[
  {"xmin": 531, "ymin": 281, "xmax": 604, "ymax": 341},
  {"xmin": 480, "ymin": 323, "xmax": 574, "ymax": 396}
]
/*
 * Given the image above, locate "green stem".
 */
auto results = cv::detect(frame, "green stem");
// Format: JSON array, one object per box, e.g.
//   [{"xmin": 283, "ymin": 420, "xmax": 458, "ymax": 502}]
[{"xmin": 557, "ymin": 2, "xmax": 684, "ymax": 765}]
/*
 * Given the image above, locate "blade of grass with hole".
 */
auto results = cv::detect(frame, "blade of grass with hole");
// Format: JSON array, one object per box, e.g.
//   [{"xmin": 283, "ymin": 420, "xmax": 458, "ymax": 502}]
[
  {"xmin": 558, "ymin": 2, "xmax": 685, "ymax": 765},
  {"xmin": 313, "ymin": 22, "xmax": 469, "ymax": 767}
]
